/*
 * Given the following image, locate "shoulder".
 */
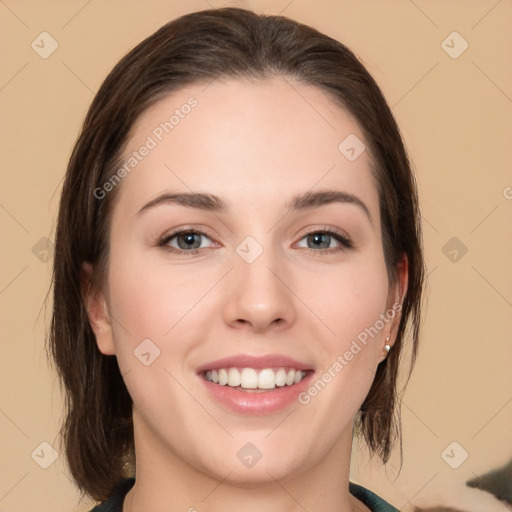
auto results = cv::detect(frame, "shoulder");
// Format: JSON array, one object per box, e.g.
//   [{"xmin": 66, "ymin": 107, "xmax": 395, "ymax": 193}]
[
  {"xmin": 89, "ymin": 478, "xmax": 135, "ymax": 512},
  {"xmin": 349, "ymin": 481, "xmax": 401, "ymax": 512}
]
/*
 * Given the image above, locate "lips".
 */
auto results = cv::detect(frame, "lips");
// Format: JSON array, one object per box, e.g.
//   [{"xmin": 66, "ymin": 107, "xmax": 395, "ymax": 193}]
[
  {"xmin": 195, "ymin": 353, "xmax": 315, "ymax": 413},
  {"xmin": 196, "ymin": 353, "xmax": 314, "ymax": 373}
]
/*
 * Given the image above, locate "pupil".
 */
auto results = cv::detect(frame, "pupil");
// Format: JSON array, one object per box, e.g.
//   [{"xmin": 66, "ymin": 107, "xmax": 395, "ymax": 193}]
[
  {"xmin": 310, "ymin": 233, "xmax": 329, "ymax": 249},
  {"xmin": 179, "ymin": 233, "xmax": 200, "ymax": 250}
]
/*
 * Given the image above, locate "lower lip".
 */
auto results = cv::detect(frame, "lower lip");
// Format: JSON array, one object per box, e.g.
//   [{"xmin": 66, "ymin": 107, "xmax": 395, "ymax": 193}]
[{"xmin": 198, "ymin": 372, "xmax": 314, "ymax": 415}]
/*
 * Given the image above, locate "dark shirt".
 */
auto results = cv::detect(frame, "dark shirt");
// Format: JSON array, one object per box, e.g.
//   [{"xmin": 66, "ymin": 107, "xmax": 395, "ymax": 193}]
[{"xmin": 89, "ymin": 478, "xmax": 400, "ymax": 511}]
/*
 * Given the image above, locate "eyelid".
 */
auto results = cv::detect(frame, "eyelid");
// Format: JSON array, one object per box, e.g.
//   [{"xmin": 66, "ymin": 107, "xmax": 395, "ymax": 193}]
[
  {"xmin": 157, "ymin": 225, "xmax": 353, "ymax": 255},
  {"xmin": 157, "ymin": 227, "xmax": 218, "ymax": 252},
  {"xmin": 294, "ymin": 225, "xmax": 352, "ymax": 252}
]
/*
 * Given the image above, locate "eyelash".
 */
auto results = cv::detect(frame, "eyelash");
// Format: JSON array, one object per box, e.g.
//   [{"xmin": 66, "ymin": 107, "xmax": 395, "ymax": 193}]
[{"xmin": 157, "ymin": 227, "xmax": 352, "ymax": 256}]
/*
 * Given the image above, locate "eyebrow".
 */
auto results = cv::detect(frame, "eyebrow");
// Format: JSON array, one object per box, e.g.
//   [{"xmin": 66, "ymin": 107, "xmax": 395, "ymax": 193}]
[{"xmin": 137, "ymin": 189, "xmax": 372, "ymax": 223}]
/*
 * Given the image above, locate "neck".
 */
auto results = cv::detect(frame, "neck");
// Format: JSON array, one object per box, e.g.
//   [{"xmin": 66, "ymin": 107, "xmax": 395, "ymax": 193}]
[{"xmin": 123, "ymin": 409, "xmax": 367, "ymax": 512}]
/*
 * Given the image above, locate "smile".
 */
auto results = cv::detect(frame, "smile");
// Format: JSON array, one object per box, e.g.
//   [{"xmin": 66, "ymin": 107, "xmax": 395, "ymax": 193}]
[{"xmin": 203, "ymin": 367, "xmax": 309, "ymax": 391}]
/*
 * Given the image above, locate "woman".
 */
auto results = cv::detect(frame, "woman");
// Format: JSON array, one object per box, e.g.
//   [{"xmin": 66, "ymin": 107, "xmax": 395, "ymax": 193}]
[{"xmin": 48, "ymin": 7, "xmax": 424, "ymax": 512}]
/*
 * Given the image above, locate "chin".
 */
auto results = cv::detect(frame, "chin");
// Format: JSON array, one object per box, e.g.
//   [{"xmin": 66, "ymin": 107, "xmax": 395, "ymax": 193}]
[{"xmin": 206, "ymin": 454, "xmax": 310, "ymax": 488}]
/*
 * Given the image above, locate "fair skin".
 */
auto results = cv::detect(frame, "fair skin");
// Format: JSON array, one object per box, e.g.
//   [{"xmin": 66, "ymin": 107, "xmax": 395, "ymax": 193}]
[{"xmin": 85, "ymin": 77, "xmax": 407, "ymax": 512}]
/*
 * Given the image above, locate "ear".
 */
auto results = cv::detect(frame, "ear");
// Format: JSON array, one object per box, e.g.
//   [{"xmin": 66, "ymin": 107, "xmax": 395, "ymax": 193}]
[
  {"xmin": 81, "ymin": 262, "xmax": 116, "ymax": 355},
  {"xmin": 382, "ymin": 253, "xmax": 408, "ymax": 354},
  {"xmin": 394, "ymin": 252, "xmax": 408, "ymax": 312}
]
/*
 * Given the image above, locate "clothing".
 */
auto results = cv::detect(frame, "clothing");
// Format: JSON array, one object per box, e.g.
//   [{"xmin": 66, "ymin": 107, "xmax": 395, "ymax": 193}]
[{"xmin": 89, "ymin": 477, "xmax": 400, "ymax": 511}]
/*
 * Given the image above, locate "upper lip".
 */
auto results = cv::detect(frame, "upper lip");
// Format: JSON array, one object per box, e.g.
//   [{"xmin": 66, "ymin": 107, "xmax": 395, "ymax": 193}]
[{"xmin": 196, "ymin": 353, "xmax": 314, "ymax": 373}]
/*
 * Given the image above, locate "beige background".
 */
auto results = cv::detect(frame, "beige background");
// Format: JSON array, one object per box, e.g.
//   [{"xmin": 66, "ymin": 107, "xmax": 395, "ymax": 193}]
[{"xmin": 1, "ymin": 1, "xmax": 511, "ymax": 511}]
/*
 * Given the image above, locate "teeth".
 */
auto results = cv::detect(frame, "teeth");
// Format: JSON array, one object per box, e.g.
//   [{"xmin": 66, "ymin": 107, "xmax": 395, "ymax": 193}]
[
  {"xmin": 218, "ymin": 369, "xmax": 228, "ymax": 386},
  {"xmin": 275, "ymin": 368, "xmax": 287, "ymax": 386},
  {"xmin": 204, "ymin": 367, "xmax": 308, "ymax": 389},
  {"xmin": 228, "ymin": 368, "xmax": 241, "ymax": 387},
  {"xmin": 258, "ymin": 369, "xmax": 275, "ymax": 389},
  {"xmin": 293, "ymin": 370, "xmax": 303, "ymax": 384}
]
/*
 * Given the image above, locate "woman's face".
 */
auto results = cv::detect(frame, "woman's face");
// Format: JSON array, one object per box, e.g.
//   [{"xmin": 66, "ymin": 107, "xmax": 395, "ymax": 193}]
[{"xmin": 87, "ymin": 77, "xmax": 405, "ymax": 485}]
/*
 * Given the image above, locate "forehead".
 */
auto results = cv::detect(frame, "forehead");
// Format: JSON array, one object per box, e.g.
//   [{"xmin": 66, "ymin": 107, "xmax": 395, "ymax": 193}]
[{"xmin": 113, "ymin": 76, "xmax": 379, "ymax": 220}]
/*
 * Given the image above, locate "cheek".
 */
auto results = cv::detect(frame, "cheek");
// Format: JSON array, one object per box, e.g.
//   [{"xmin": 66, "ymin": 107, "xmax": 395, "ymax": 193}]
[
  {"xmin": 297, "ymin": 258, "xmax": 389, "ymax": 426},
  {"xmin": 107, "ymin": 250, "xmax": 212, "ymax": 340},
  {"xmin": 303, "ymin": 251, "xmax": 389, "ymax": 406},
  {"xmin": 311, "ymin": 253, "xmax": 390, "ymax": 346},
  {"xmin": 104, "ymin": 253, "xmax": 201, "ymax": 418}
]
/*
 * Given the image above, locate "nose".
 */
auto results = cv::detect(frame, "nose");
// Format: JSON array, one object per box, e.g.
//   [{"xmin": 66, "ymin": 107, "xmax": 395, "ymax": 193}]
[{"xmin": 222, "ymin": 243, "xmax": 297, "ymax": 333}]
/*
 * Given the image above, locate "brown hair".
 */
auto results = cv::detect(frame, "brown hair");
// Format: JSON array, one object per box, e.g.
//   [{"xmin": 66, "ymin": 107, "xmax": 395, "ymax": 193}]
[{"xmin": 48, "ymin": 7, "xmax": 424, "ymax": 502}]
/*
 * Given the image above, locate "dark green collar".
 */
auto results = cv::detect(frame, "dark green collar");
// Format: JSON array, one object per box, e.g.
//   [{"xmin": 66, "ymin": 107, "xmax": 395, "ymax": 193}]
[{"xmin": 91, "ymin": 478, "xmax": 400, "ymax": 512}]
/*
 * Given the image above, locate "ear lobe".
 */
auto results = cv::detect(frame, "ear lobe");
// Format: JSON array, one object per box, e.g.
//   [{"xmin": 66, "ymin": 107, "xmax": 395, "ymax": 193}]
[{"xmin": 81, "ymin": 262, "xmax": 116, "ymax": 356}]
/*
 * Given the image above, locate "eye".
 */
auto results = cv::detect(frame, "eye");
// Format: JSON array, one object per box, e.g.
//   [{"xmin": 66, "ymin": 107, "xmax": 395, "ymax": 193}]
[
  {"xmin": 158, "ymin": 229, "xmax": 215, "ymax": 254},
  {"xmin": 296, "ymin": 228, "xmax": 352, "ymax": 254},
  {"xmin": 157, "ymin": 227, "xmax": 352, "ymax": 256}
]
